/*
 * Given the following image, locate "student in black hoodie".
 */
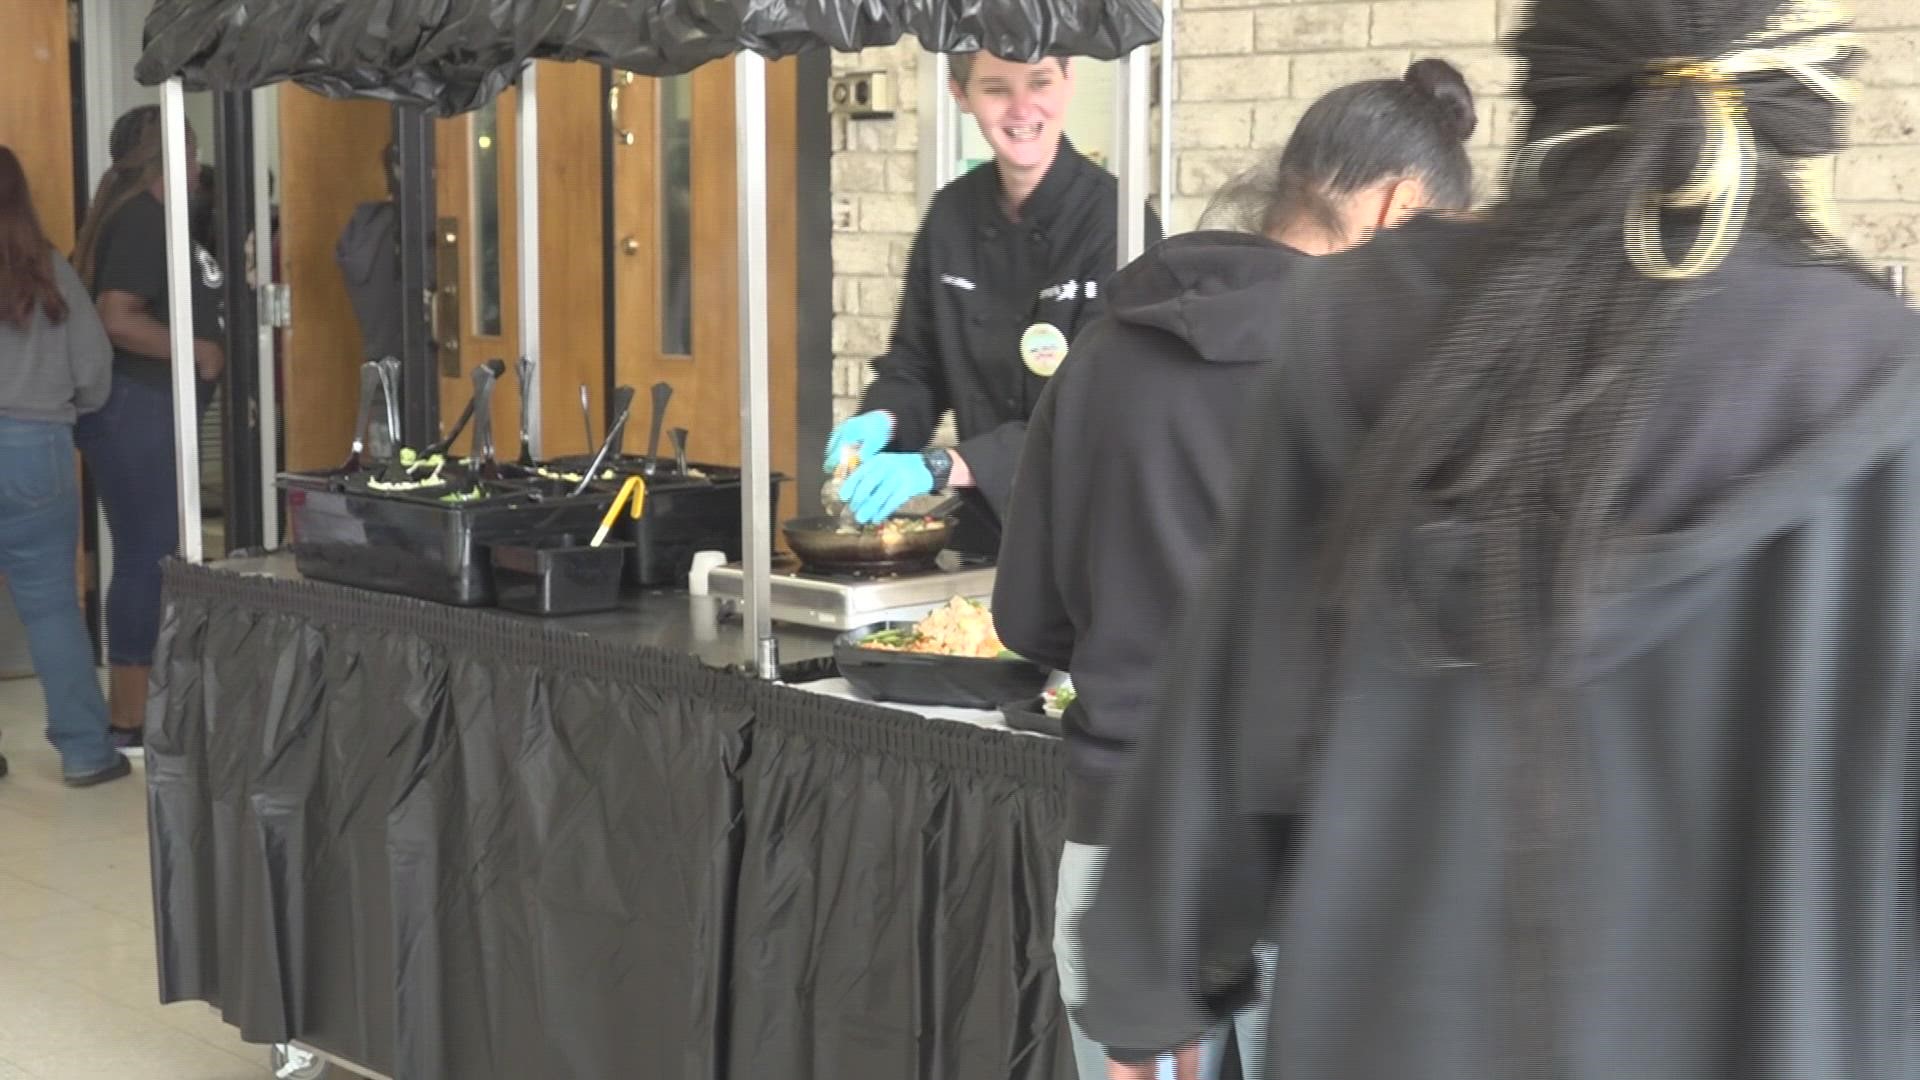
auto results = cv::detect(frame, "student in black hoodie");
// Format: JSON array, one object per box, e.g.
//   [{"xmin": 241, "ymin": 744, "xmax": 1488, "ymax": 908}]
[
  {"xmin": 1078, "ymin": 1, "xmax": 1920, "ymax": 1077},
  {"xmin": 992, "ymin": 60, "xmax": 1479, "ymax": 1080}
]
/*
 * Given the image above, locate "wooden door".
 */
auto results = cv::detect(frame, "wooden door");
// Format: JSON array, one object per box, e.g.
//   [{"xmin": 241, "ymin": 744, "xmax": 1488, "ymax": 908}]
[
  {"xmin": 610, "ymin": 61, "xmax": 799, "ymax": 513},
  {"xmin": 0, "ymin": 0, "xmax": 76, "ymax": 249},
  {"xmin": 277, "ymin": 89, "xmax": 392, "ymax": 472},
  {"xmin": 432, "ymin": 61, "xmax": 604, "ymax": 461}
]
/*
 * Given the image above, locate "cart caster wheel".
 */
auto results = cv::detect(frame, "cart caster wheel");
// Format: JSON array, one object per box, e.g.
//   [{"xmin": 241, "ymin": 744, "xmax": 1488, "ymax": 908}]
[{"xmin": 271, "ymin": 1043, "xmax": 331, "ymax": 1079}]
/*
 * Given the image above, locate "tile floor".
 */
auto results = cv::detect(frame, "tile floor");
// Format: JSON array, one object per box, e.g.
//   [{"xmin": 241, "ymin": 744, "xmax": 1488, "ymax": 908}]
[{"xmin": 0, "ymin": 673, "xmax": 350, "ymax": 1079}]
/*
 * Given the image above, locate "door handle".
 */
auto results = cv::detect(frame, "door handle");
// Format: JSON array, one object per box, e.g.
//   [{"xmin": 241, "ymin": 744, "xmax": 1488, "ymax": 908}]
[
  {"xmin": 622, "ymin": 236, "xmax": 640, "ymax": 256},
  {"xmin": 609, "ymin": 81, "xmax": 635, "ymax": 146}
]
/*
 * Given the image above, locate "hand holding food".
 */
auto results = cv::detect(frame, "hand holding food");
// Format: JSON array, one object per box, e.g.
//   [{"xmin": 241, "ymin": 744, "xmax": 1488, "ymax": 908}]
[{"xmin": 840, "ymin": 452, "xmax": 936, "ymax": 525}]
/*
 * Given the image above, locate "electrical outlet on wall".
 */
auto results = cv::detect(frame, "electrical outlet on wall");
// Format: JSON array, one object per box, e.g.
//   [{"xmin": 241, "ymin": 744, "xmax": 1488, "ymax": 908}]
[{"xmin": 830, "ymin": 71, "xmax": 894, "ymax": 119}]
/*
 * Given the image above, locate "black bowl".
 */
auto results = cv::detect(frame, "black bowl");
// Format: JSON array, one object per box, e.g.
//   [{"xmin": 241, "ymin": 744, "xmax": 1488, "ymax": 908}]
[
  {"xmin": 997, "ymin": 696, "xmax": 1064, "ymax": 738},
  {"xmin": 834, "ymin": 623, "xmax": 1052, "ymax": 710}
]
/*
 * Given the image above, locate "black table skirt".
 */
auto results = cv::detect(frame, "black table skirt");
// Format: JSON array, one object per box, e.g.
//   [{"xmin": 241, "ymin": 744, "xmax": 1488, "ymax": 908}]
[{"xmin": 147, "ymin": 560, "xmax": 1073, "ymax": 1080}]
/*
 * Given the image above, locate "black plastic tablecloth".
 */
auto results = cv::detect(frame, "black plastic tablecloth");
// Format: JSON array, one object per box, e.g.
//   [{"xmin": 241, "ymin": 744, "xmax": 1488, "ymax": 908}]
[{"xmin": 145, "ymin": 561, "xmax": 1071, "ymax": 1079}]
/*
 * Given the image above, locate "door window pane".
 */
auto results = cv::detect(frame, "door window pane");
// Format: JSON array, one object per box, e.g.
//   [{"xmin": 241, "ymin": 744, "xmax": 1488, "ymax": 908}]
[
  {"xmin": 659, "ymin": 76, "xmax": 693, "ymax": 356},
  {"xmin": 471, "ymin": 102, "xmax": 503, "ymax": 337}
]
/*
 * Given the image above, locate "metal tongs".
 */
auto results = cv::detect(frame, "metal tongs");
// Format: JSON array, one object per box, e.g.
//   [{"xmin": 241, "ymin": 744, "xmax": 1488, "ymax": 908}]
[
  {"xmin": 371, "ymin": 358, "xmax": 410, "ymax": 483},
  {"xmin": 569, "ymin": 385, "xmax": 637, "ymax": 498},
  {"xmin": 336, "ymin": 361, "xmax": 382, "ymax": 473},
  {"xmin": 515, "ymin": 356, "xmax": 537, "ymax": 467},
  {"xmin": 420, "ymin": 358, "xmax": 507, "ymax": 459},
  {"xmin": 467, "ymin": 360, "xmax": 504, "ymax": 478}
]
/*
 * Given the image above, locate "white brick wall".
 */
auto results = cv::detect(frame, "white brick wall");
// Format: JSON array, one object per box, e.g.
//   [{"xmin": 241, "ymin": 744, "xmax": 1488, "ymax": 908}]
[
  {"xmin": 828, "ymin": 45, "xmax": 923, "ymax": 423},
  {"xmin": 828, "ymin": 7, "xmax": 1920, "ymax": 420}
]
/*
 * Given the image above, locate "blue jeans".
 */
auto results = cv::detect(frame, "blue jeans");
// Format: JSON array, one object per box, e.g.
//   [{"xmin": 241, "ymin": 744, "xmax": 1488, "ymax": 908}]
[
  {"xmin": 73, "ymin": 377, "xmax": 180, "ymax": 667},
  {"xmin": 1056, "ymin": 842, "xmax": 1275, "ymax": 1080},
  {"xmin": 0, "ymin": 418, "xmax": 117, "ymax": 775}
]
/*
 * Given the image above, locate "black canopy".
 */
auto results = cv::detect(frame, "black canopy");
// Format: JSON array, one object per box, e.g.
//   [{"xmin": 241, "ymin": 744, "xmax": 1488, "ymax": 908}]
[{"xmin": 137, "ymin": 0, "xmax": 1163, "ymax": 116}]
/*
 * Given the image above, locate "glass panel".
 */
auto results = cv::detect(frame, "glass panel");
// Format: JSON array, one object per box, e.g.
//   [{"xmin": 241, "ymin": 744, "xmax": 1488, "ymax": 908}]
[
  {"xmin": 471, "ymin": 102, "xmax": 503, "ymax": 337},
  {"xmin": 659, "ymin": 76, "xmax": 694, "ymax": 356}
]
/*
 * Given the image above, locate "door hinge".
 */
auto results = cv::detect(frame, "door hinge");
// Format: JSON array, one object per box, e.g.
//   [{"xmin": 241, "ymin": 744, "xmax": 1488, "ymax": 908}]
[{"xmin": 259, "ymin": 284, "xmax": 291, "ymax": 329}]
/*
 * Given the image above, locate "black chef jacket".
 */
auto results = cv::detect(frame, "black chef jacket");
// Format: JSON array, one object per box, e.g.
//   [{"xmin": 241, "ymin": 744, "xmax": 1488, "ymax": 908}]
[{"xmin": 859, "ymin": 139, "xmax": 1160, "ymax": 551}]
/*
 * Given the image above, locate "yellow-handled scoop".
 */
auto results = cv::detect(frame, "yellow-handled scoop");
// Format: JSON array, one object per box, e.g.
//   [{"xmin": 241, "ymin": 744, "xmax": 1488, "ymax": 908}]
[{"xmin": 591, "ymin": 475, "xmax": 646, "ymax": 547}]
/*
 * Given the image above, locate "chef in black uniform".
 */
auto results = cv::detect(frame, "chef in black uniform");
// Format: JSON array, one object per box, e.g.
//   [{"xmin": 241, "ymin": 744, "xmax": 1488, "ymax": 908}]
[{"xmin": 827, "ymin": 50, "xmax": 1159, "ymax": 554}]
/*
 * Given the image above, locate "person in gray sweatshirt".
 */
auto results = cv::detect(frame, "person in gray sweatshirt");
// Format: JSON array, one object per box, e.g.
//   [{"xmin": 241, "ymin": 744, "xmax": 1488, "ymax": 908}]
[{"xmin": 0, "ymin": 146, "xmax": 130, "ymax": 787}]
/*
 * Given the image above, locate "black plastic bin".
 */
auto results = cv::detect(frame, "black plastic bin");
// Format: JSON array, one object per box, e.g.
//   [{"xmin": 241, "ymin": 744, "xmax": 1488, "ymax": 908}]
[
  {"xmin": 535, "ymin": 456, "xmax": 785, "ymax": 588},
  {"xmin": 278, "ymin": 473, "xmax": 617, "ymax": 606},
  {"xmin": 490, "ymin": 538, "xmax": 634, "ymax": 616}
]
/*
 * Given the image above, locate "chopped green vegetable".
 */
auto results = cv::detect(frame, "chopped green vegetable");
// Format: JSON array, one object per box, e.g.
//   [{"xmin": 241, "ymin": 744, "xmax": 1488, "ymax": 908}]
[
  {"xmin": 533, "ymin": 465, "xmax": 616, "ymax": 483},
  {"xmin": 438, "ymin": 488, "xmax": 485, "ymax": 503}
]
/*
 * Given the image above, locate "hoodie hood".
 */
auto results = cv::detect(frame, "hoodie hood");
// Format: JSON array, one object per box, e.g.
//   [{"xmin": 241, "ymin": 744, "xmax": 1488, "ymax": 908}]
[
  {"xmin": 1303, "ymin": 220, "xmax": 1920, "ymax": 682},
  {"xmin": 1105, "ymin": 231, "xmax": 1309, "ymax": 366}
]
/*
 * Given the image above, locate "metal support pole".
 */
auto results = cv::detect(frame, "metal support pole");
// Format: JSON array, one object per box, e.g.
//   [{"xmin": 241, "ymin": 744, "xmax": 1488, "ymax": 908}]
[
  {"xmin": 253, "ymin": 87, "xmax": 281, "ymax": 547},
  {"xmin": 735, "ymin": 53, "xmax": 778, "ymax": 680},
  {"xmin": 161, "ymin": 80, "xmax": 204, "ymax": 565},
  {"xmin": 1159, "ymin": 0, "xmax": 1177, "ymax": 227},
  {"xmin": 516, "ymin": 62, "xmax": 544, "ymax": 457},
  {"xmin": 1115, "ymin": 47, "xmax": 1152, "ymax": 267},
  {"xmin": 214, "ymin": 89, "xmax": 261, "ymax": 555},
  {"xmin": 918, "ymin": 52, "xmax": 957, "ymax": 204},
  {"xmin": 393, "ymin": 106, "xmax": 440, "ymax": 446}
]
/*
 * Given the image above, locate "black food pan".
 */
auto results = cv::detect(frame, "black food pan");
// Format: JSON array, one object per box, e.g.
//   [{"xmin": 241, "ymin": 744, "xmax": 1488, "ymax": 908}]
[
  {"xmin": 535, "ymin": 454, "xmax": 786, "ymax": 587},
  {"xmin": 279, "ymin": 472, "xmax": 616, "ymax": 606},
  {"xmin": 998, "ymin": 696, "xmax": 1065, "ymax": 738},
  {"xmin": 834, "ymin": 622, "xmax": 1051, "ymax": 709}
]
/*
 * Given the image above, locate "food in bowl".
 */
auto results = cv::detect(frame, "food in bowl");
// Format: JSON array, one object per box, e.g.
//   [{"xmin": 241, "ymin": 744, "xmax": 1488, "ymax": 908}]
[
  {"xmin": 532, "ymin": 465, "xmax": 616, "ymax": 484},
  {"xmin": 859, "ymin": 597, "xmax": 1015, "ymax": 659},
  {"xmin": 1043, "ymin": 680, "xmax": 1077, "ymax": 719}
]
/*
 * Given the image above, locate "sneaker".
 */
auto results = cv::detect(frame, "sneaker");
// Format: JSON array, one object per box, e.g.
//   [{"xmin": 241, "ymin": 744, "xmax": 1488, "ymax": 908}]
[
  {"xmin": 64, "ymin": 752, "xmax": 132, "ymax": 788},
  {"xmin": 108, "ymin": 726, "xmax": 144, "ymax": 757}
]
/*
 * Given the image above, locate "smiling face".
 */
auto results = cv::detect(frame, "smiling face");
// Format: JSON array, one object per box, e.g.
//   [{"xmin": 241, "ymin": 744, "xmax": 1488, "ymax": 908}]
[{"xmin": 951, "ymin": 54, "xmax": 1073, "ymax": 184}]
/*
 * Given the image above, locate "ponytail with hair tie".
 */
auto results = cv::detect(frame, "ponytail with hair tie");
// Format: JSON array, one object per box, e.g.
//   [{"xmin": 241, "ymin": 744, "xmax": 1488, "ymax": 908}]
[{"xmin": 1512, "ymin": 1, "xmax": 1861, "ymax": 280}]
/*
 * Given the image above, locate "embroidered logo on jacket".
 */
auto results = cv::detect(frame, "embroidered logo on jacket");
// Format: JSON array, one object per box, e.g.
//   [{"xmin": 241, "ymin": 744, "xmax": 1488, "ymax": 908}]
[
  {"xmin": 194, "ymin": 245, "xmax": 225, "ymax": 289},
  {"xmin": 1038, "ymin": 280, "xmax": 1096, "ymax": 303},
  {"xmin": 941, "ymin": 274, "xmax": 977, "ymax": 291}
]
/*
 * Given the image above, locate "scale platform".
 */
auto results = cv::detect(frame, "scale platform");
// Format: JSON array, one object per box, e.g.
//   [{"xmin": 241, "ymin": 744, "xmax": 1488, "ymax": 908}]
[{"xmin": 706, "ymin": 556, "xmax": 996, "ymax": 631}]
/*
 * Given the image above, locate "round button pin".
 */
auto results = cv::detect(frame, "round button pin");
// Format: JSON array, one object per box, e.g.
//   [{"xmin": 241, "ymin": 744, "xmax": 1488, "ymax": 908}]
[{"xmin": 1020, "ymin": 323, "xmax": 1068, "ymax": 378}]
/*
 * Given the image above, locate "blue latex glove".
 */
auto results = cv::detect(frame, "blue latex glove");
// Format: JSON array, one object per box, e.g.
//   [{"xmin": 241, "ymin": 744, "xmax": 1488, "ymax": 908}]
[
  {"xmin": 823, "ymin": 411, "xmax": 895, "ymax": 472},
  {"xmin": 840, "ymin": 453, "xmax": 935, "ymax": 525}
]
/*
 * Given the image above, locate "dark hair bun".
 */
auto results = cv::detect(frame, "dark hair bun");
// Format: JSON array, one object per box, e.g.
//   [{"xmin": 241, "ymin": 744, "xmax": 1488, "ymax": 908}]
[{"xmin": 1403, "ymin": 58, "xmax": 1477, "ymax": 144}]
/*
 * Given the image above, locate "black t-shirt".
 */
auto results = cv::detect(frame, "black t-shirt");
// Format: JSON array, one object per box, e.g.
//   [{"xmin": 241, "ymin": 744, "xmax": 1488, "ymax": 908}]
[{"xmin": 90, "ymin": 191, "xmax": 225, "ymax": 390}]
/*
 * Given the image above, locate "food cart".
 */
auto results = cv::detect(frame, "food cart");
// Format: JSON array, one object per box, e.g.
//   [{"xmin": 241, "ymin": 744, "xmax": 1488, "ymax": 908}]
[{"xmin": 133, "ymin": 1, "xmax": 1168, "ymax": 1076}]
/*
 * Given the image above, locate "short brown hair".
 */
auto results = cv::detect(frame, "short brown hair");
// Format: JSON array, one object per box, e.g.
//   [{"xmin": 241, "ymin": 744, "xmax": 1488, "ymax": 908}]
[{"xmin": 947, "ymin": 53, "xmax": 1069, "ymax": 90}]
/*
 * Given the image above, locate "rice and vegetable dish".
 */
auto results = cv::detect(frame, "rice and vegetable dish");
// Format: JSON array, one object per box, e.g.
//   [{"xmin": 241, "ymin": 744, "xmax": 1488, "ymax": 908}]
[{"xmin": 858, "ymin": 597, "xmax": 1015, "ymax": 659}]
